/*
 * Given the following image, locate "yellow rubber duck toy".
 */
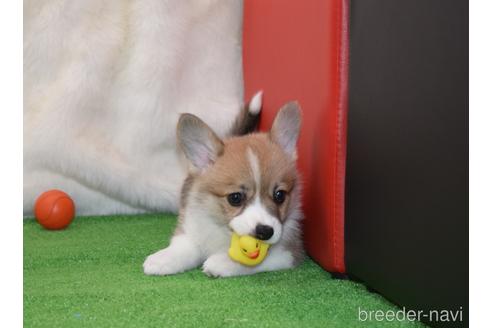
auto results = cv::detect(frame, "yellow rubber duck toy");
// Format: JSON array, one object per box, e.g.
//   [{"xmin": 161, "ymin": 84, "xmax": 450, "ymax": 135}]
[{"xmin": 228, "ymin": 233, "xmax": 270, "ymax": 266}]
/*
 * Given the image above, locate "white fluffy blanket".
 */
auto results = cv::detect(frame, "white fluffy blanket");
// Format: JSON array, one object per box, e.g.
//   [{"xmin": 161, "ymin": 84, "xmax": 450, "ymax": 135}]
[{"xmin": 24, "ymin": 0, "xmax": 245, "ymax": 216}]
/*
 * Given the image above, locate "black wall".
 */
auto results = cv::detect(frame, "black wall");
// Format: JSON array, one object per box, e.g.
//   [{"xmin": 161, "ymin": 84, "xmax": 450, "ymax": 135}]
[{"xmin": 345, "ymin": 1, "xmax": 468, "ymax": 327}]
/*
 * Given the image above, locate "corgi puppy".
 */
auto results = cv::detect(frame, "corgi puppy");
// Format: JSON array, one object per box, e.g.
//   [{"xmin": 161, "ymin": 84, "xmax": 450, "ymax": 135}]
[{"xmin": 143, "ymin": 100, "xmax": 304, "ymax": 277}]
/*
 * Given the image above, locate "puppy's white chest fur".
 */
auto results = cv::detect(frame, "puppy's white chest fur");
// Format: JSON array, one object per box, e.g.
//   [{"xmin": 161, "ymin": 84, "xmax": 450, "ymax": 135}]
[{"xmin": 182, "ymin": 205, "xmax": 231, "ymax": 257}]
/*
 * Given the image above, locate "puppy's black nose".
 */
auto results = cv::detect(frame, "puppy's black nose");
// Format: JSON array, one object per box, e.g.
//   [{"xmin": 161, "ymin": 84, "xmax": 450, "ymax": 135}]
[{"xmin": 255, "ymin": 224, "xmax": 274, "ymax": 240}]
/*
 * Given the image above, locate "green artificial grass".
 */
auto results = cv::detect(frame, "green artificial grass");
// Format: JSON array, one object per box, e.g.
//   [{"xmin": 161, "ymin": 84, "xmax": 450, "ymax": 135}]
[{"xmin": 24, "ymin": 214, "xmax": 423, "ymax": 327}]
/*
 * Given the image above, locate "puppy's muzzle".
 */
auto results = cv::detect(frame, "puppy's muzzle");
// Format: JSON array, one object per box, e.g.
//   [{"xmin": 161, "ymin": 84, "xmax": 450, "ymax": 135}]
[{"xmin": 255, "ymin": 224, "xmax": 274, "ymax": 241}]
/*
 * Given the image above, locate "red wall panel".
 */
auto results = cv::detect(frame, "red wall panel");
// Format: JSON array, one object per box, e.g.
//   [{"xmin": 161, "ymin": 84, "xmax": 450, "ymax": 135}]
[{"xmin": 243, "ymin": 0, "xmax": 349, "ymax": 272}]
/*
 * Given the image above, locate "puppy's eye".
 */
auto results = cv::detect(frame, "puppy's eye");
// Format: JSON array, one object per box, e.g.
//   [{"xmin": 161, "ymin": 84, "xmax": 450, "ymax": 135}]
[
  {"xmin": 227, "ymin": 192, "xmax": 244, "ymax": 207},
  {"xmin": 273, "ymin": 190, "xmax": 286, "ymax": 204}
]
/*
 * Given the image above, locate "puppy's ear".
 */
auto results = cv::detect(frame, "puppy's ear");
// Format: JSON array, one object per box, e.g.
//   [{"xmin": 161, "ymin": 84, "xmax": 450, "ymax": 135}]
[
  {"xmin": 177, "ymin": 114, "xmax": 224, "ymax": 171},
  {"xmin": 270, "ymin": 101, "xmax": 301, "ymax": 158}
]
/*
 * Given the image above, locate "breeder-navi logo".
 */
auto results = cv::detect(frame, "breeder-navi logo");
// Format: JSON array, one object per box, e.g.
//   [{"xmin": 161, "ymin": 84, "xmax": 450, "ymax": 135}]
[{"xmin": 358, "ymin": 307, "xmax": 463, "ymax": 323}]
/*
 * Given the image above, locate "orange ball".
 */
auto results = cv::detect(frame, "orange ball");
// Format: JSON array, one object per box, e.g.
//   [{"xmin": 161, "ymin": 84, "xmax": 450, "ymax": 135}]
[{"xmin": 34, "ymin": 190, "xmax": 75, "ymax": 230}]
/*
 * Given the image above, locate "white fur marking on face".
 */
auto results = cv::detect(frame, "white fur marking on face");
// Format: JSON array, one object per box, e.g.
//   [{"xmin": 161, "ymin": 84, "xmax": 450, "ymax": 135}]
[
  {"xmin": 229, "ymin": 198, "xmax": 282, "ymax": 244},
  {"xmin": 230, "ymin": 148, "xmax": 282, "ymax": 244},
  {"xmin": 247, "ymin": 148, "xmax": 261, "ymax": 188}
]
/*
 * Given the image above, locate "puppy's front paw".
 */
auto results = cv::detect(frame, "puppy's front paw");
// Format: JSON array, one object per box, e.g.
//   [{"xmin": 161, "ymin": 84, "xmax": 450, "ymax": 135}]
[
  {"xmin": 202, "ymin": 253, "xmax": 245, "ymax": 278},
  {"xmin": 143, "ymin": 248, "xmax": 182, "ymax": 276}
]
